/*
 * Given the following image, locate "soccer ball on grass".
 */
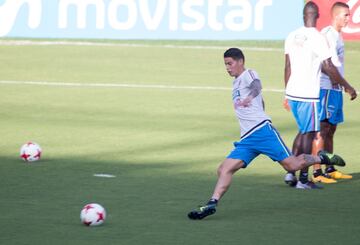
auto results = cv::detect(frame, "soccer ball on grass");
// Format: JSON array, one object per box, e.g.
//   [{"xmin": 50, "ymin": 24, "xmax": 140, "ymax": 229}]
[
  {"xmin": 80, "ymin": 203, "xmax": 106, "ymax": 226},
  {"xmin": 20, "ymin": 142, "xmax": 42, "ymax": 162}
]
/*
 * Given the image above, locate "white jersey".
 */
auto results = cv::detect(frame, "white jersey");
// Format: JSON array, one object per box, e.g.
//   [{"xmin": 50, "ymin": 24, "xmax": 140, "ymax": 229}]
[
  {"xmin": 320, "ymin": 26, "xmax": 344, "ymax": 91},
  {"xmin": 285, "ymin": 27, "xmax": 332, "ymax": 102},
  {"xmin": 232, "ymin": 69, "xmax": 271, "ymax": 138}
]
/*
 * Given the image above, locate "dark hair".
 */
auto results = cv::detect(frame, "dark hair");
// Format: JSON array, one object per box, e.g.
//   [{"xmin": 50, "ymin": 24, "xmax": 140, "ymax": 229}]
[
  {"xmin": 224, "ymin": 48, "xmax": 245, "ymax": 62},
  {"xmin": 303, "ymin": 1, "xmax": 319, "ymax": 18},
  {"xmin": 332, "ymin": 1, "xmax": 349, "ymax": 12}
]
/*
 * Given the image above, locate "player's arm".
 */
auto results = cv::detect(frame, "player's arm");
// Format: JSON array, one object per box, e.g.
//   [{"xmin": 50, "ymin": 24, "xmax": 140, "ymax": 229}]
[
  {"xmin": 284, "ymin": 54, "xmax": 291, "ymax": 87},
  {"xmin": 248, "ymin": 79, "xmax": 262, "ymax": 99},
  {"xmin": 237, "ymin": 79, "xmax": 262, "ymax": 107},
  {"xmin": 322, "ymin": 58, "xmax": 357, "ymax": 100},
  {"xmin": 283, "ymin": 54, "xmax": 291, "ymax": 111}
]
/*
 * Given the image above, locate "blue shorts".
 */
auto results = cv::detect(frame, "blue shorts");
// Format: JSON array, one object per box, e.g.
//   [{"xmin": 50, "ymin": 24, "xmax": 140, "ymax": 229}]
[
  {"xmin": 319, "ymin": 89, "xmax": 344, "ymax": 125},
  {"xmin": 288, "ymin": 100, "xmax": 320, "ymax": 134},
  {"xmin": 227, "ymin": 122, "xmax": 292, "ymax": 168}
]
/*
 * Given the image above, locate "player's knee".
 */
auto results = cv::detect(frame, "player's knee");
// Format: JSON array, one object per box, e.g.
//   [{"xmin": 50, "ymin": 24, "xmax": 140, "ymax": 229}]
[
  {"xmin": 281, "ymin": 156, "xmax": 302, "ymax": 172},
  {"xmin": 320, "ymin": 122, "xmax": 332, "ymax": 137},
  {"xmin": 283, "ymin": 163, "xmax": 298, "ymax": 172},
  {"xmin": 217, "ymin": 165, "xmax": 224, "ymax": 176},
  {"xmin": 217, "ymin": 159, "xmax": 243, "ymax": 176}
]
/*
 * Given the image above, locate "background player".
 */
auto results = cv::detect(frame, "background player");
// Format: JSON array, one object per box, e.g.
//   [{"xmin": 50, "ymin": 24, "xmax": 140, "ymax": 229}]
[
  {"xmin": 312, "ymin": 2, "xmax": 356, "ymax": 183},
  {"xmin": 187, "ymin": 48, "xmax": 346, "ymax": 220},
  {"xmin": 283, "ymin": 1, "xmax": 356, "ymax": 189}
]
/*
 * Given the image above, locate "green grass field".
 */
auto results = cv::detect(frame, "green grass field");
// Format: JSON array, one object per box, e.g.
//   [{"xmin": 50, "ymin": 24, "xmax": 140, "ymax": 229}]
[{"xmin": 0, "ymin": 39, "xmax": 359, "ymax": 245}]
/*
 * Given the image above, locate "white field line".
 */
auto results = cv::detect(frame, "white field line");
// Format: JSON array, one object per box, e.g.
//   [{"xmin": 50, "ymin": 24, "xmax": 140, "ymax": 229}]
[
  {"xmin": 2, "ymin": 39, "xmax": 358, "ymax": 54},
  {"xmin": 0, "ymin": 39, "xmax": 283, "ymax": 52},
  {"xmin": 0, "ymin": 80, "xmax": 284, "ymax": 93}
]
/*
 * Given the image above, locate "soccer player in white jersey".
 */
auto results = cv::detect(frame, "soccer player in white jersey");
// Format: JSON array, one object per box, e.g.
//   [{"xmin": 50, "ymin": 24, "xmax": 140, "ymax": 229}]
[
  {"xmin": 312, "ymin": 2, "xmax": 356, "ymax": 183},
  {"xmin": 283, "ymin": 1, "xmax": 356, "ymax": 189},
  {"xmin": 187, "ymin": 48, "xmax": 347, "ymax": 220}
]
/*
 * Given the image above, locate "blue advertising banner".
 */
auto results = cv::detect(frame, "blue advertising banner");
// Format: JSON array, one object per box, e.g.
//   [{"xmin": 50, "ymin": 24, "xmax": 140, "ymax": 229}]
[{"xmin": 0, "ymin": 0, "xmax": 304, "ymax": 40}]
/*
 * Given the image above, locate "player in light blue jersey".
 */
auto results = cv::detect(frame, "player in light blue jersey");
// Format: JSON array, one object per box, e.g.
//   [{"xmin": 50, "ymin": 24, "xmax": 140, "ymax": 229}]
[{"xmin": 187, "ymin": 48, "xmax": 346, "ymax": 220}]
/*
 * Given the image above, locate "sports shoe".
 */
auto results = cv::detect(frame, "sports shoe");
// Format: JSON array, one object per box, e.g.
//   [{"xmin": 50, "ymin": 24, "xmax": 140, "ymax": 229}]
[
  {"xmin": 313, "ymin": 175, "xmax": 337, "ymax": 184},
  {"xmin": 318, "ymin": 151, "xmax": 346, "ymax": 167},
  {"xmin": 188, "ymin": 203, "xmax": 217, "ymax": 220},
  {"xmin": 284, "ymin": 172, "xmax": 297, "ymax": 187},
  {"xmin": 296, "ymin": 181, "xmax": 323, "ymax": 189},
  {"xmin": 327, "ymin": 171, "xmax": 353, "ymax": 180}
]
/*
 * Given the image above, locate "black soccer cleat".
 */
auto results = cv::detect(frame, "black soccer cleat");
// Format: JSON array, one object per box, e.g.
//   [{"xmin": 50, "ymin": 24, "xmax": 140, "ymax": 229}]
[
  {"xmin": 318, "ymin": 150, "xmax": 346, "ymax": 167},
  {"xmin": 188, "ymin": 203, "xmax": 217, "ymax": 220}
]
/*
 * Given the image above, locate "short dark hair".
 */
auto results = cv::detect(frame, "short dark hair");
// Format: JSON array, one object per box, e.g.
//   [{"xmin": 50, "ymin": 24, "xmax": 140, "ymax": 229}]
[
  {"xmin": 303, "ymin": 1, "xmax": 319, "ymax": 18},
  {"xmin": 224, "ymin": 48, "xmax": 245, "ymax": 62},
  {"xmin": 331, "ymin": 1, "xmax": 349, "ymax": 12}
]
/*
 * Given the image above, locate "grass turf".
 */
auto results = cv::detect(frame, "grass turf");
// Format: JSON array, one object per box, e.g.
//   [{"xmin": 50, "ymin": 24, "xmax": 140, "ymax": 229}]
[{"xmin": 0, "ymin": 39, "xmax": 359, "ymax": 245}]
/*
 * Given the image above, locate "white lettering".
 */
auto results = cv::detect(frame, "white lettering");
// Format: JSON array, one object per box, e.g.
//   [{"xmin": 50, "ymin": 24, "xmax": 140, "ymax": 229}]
[
  {"xmin": 0, "ymin": 0, "xmax": 277, "ymax": 37},
  {"xmin": 139, "ymin": 0, "xmax": 167, "ymax": 30},
  {"xmin": 208, "ymin": 0, "xmax": 223, "ymax": 31},
  {"xmin": 108, "ymin": 0, "xmax": 137, "ymax": 30},
  {"xmin": 254, "ymin": 0, "xmax": 272, "ymax": 30},
  {"xmin": 182, "ymin": 0, "xmax": 206, "ymax": 31},
  {"xmin": 225, "ymin": 0, "xmax": 252, "ymax": 31},
  {"xmin": 169, "ymin": 0, "xmax": 179, "ymax": 30},
  {"xmin": 0, "ymin": 0, "xmax": 42, "ymax": 36},
  {"xmin": 58, "ymin": 0, "xmax": 105, "ymax": 29}
]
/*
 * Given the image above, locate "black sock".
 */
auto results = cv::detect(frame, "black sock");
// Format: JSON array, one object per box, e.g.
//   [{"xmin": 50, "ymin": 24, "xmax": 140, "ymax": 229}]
[
  {"xmin": 299, "ymin": 172, "xmax": 309, "ymax": 184},
  {"xmin": 207, "ymin": 198, "xmax": 218, "ymax": 206},
  {"xmin": 325, "ymin": 166, "xmax": 336, "ymax": 173},
  {"xmin": 313, "ymin": 169, "xmax": 323, "ymax": 177}
]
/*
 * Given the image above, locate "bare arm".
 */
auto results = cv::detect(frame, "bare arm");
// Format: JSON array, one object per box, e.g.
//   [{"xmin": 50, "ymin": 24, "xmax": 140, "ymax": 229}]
[
  {"xmin": 283, "ymin": 54, "xmax": 291, "ymax": 111},
  {"xmin": 322, "ymin": 58, "xmax": 357, "ymax": 100},
  {"xmin": 284, "ymin": 54, "xmax": 291, "ymax": 88},
  {"xmin": 248, "ymin": 79, "xmax": 262, "ymax": 99},
  {"xmin": 235, "ymin": 79, "xmax": 262, "ymax": 108}
]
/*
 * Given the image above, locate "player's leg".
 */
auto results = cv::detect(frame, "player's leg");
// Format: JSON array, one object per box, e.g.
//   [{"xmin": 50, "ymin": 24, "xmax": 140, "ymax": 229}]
[
  {"xmin": 212, "ymin": 158, "xmax": 245, "ymax": 200},
  {"xmin": 188, "ymin": 128, "xmax": 261, "ymax": 220},
  {"xmin": 284, "ymin": 133, "xmax": 302, "ymax": 186},
  {"xmin": 187, "ymin": 158, "xmax": 245, "ymax": 220},
  {"xmin": 280, "ymin": 151, "xmax": 345, "ymax": 172},
  {"xmin": 325, "ymin": 123, "xmax": 352, "ymax": 179},
  {"xmin": 312, "ymin": 89, "xmax": 338, "ymax": 183},
  {"xmin": 280, "ymin": 151, "xmax": 345, "ymax": 190},
  {"xmin": 296, "ymin": 131, "xmax": 318, "ymax": 187},
  {"xmin": 260, "ymin": 122, "xmax": 345, "ymax": 189},
  {"xmin": 312, "ymin": 128, "xmax": 337, "ymax": 183},
  {"xmin": 284, "ymin": 100, "xmax": 320, "ymax": 188},
  {"xmin": 321, "ymin": 91, "xmax": 351, "ymax": 179}
]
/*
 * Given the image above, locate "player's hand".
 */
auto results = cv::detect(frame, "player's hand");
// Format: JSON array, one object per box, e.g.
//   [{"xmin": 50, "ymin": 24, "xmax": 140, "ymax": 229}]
[
  {"xmin": 234, "ymin": 97, "xmax": 252, "ymax": 108},
  {"xmin": 240, "ymin": 97, "xmax": 252, "ymax": 107},
  {"xmin": 346, "ymin": 86, "xmax": 357, "ymax": 100},
  {"xmin": 283, "ymin": 99, "xmax": 290, "ymax": 111}
]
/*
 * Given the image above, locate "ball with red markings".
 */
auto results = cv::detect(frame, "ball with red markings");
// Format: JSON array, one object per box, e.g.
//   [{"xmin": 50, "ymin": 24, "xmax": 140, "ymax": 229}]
[
  {"xmin": 80, "ymin": 203, "xmax": 106, "ymax": 226},
  {"xmin": 20, "ymin": 142, "xmax": 42, "ymax": 162}
]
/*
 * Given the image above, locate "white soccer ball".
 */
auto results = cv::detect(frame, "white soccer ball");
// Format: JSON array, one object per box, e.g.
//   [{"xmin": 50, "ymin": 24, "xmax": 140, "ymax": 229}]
[
  {"xmin": 80, "ymin": 203, "xmax": 106, "ymax": 226},
  {"xmin": 20, "ymin": 142, "xmax": 42, "ymax": 162}
]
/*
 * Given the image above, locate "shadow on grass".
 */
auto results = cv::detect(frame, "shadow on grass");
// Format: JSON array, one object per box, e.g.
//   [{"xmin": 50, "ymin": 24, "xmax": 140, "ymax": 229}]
[{"xmin": 0, "ymin": 154, "xmax": 360, "ymax": 245}]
